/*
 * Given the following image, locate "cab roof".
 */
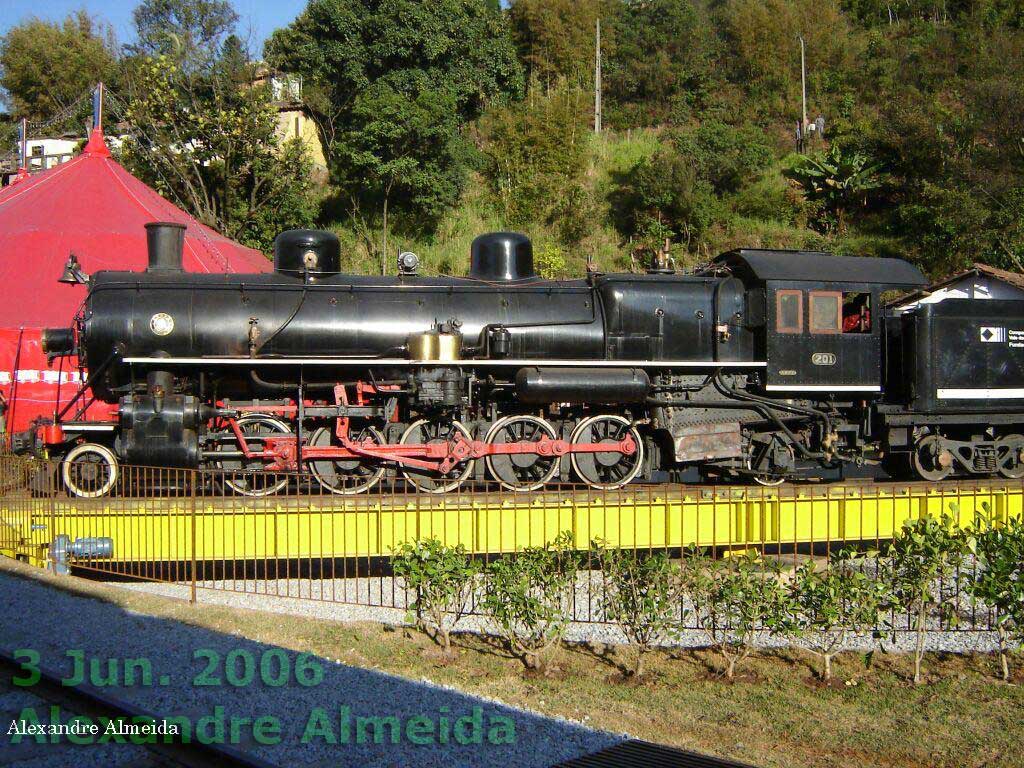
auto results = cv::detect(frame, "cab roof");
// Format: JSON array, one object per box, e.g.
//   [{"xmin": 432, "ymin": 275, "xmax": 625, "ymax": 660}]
[{"xmin": 711, "ymin": 249, "xmax": 928, "ymax": 288}]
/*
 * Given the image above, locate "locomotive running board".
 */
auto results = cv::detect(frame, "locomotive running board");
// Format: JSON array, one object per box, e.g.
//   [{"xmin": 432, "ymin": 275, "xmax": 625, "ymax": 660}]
[{"xmin": 123, "ymin": 357, "xmax": 768, "ymax": 367}]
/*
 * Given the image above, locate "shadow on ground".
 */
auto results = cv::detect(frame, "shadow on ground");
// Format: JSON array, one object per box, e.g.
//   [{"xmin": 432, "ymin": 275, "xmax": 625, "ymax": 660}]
[{"xmin": 0, "ymin": 570, "xmax": 622, "ymax": 767}]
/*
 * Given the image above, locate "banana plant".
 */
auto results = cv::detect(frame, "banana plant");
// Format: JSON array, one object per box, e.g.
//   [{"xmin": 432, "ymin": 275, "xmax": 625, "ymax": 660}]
[{"xmin": 787, "ymin": 143, "xmax": 884, "ymax": 232}]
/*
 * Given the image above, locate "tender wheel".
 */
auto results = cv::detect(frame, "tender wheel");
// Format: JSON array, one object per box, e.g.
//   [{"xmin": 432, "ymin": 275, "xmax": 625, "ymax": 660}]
[
  {"xmin": 912, "ymin": 434, "xmax": 953, "ymax": 482},
  {"xmin": 212, "ymin": 414, "xmax": 291, "ymax": 497},
  {"xmin": 995, "ymin": 433, "xmax": 1024, "ymax": 479},
  {"xmin": 62, "ymin": 443, "xmax": 118, "ymax": 498},
  {"xmin": 307, "ymin": 425, "xmax": 387, "ymax": 495},
  {"xmin": 570, "ymin": 415, "xmax": 644, "ymax": 490},
  {"xmin": 485, "ymin": 415, "xmax": 560, "ymax": 492},
  {"xmin": 399, "ymin": 419, "xmax": 475, "ymax": 494}
]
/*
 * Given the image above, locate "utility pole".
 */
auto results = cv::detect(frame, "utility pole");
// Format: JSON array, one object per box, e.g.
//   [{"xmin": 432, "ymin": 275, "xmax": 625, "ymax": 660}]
[
  {"xmin": 799, "ymin": 36, "xmax": 807, "ymax": 135},
  {"xmin": 594, "ymin": 18, "xmax": 602, "ymax": 135},
  {"xmin": 18, "ymin": 118, "xmax": 27, "ymax": 171},
  {"xmin": 92, "ymin": 82, "xmax": 104, "ymax": 131}
]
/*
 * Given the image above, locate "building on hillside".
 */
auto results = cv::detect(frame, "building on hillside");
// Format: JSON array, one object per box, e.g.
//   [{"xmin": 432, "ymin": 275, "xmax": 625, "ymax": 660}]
[
  {"xmin": 894, "ymin": 263, "xmax": 1024, "ymax": 312},
  {"xmin": 253, "ymin": 67, "xmax": 328, "ymax": 180}
]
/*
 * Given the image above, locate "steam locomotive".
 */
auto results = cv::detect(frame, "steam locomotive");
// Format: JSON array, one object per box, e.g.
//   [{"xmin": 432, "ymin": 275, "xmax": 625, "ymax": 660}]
[{"xmin": 24, "ymin": 222, "xmax": 1024, "ymax": 497}]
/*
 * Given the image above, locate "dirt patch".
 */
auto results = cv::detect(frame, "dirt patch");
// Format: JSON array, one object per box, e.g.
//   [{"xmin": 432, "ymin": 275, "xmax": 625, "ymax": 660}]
[
  {"xmin": 521, "ymin": 664, "xmax": 570, "ymax": 681},
  {"xmin": 802, "ymin": 675, "xmax": 851, "ymax": 691}
]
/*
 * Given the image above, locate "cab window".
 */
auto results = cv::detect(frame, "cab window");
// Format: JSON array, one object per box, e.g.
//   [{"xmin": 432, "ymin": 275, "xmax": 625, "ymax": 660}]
[
  {"xmin": 776, "ymin": 290, "xmax": 802, "ymax": 333},
  {"xmin": 809, "ymin": 291, "xmax": 841, "ymax": 334},
  {"xmin": 842, "ymin": 292, "xmax": 871, "ymax": 333}
]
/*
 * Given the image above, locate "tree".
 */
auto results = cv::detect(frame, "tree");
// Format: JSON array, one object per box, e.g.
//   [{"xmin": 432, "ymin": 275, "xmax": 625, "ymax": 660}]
[
  {"xmin": 119, "ymin": 29, "xmax": 315, "ymax": 251},
  {"xmin": 597, "ymin": 544, "xmax": 681, "ymax": 677},
  {"xmin": 787, "ymin": 552, "xmax": 887, "ymax": 682},
  {"xmin": 129, "ymin": 0, "xmax": 239, "ymax": 71},
  {"xmin": 0, "ymin": 12, "xmax": 117, "ymax": 121},
  {"xmin": 786, "ymin": 143, "xmax": 884, "ymax": 233},
  {"xmin": 334, "ymin": 84, "xmax": 465, "ymax": 273},
  {"xmin": 606, "ymin": 0, "xmax": 717, "ymax": 127},
  {"xmin": 392, "ymin": 538, "xmax": 480, "ymax": 659},
  {"xmin": 717, "ymin": 0, "xmax": 855, "ymax": 108},
  {"xmin": 508, "ymin": 0, "xmax": 613, "ymax": 86},
  {"xmin": 879, "ymin": 514, "xmax": 967, "ymax": 685},
  {"xmin": 966, "ymin": 506, "xmax": 1024, "ymax": 682},
  {"xmin": 481, "ymin": 531, "xmax": 579, "ymax": 672},
  {"xmin": 609, "ymin": 143, "xmax": 721, "ymax": 263},
  {"xmin": 679, "ymin": 550, "xmax": 794, "ymax": 679},
  {"xmin": 479, "ymin": 83, "xmax": 591, "ymax": 232},
  {"xmin": 266, "ymin": 0, "xmax": 523, "ymax": 245}
]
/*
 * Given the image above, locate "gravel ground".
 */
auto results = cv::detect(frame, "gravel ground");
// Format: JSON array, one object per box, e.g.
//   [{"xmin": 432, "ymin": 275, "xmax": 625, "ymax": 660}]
[
  {"xmin": 111, "ymin": 567, "xmax": 1003, "ymax": 655},
  {"xmin": 0, "ymin": 572, "xmax": 623, "ymax": 767}
]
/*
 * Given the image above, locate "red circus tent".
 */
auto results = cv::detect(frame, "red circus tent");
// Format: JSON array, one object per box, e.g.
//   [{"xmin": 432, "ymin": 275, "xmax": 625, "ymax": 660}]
[{"xmin": 0, "ymin": 128, "xmax": 272, "ymax": 439}]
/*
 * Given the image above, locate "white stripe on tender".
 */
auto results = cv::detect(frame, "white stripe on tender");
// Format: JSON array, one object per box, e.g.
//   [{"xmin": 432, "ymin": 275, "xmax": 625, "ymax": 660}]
[{"xmin": 937, "ymin": 388, "xmax": 1024, "ymax": 399}]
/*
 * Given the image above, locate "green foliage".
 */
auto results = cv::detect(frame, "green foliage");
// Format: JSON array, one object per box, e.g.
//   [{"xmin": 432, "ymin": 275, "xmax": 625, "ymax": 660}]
[
  {"xmin": 129, "ymin": 0, "xmax": 238, "ymax": 71},
  {"xmin": 334, "ymin": 83, "xmax": 466, "ymax": 271},
  {"xmin": 481, "ymin": 531, "xmax": 579, "ymax": 671},
  {"xmin": 966, "ymin": 506, "xmax": 1024, "ymax": 681},
  {"xmin": 787, "ymin": 552, "xmax": 887, "ymax": 681},
  {"xmin": 266, "ymin": 0, "xmax": 523, "ymax": 245},
  {"xmin": 786, "ymin": 143, "xmax": 883, "ymax": 233},
  {"xmin": 119, "ymin": 28, "xmax": 315, "ymax": 251},
  {"xmin": 673, "ymin": 121, "xmax": 775, "ymax": 197},
  {"xmin": 479, "ymin": 84, "xmax": 591, "ymax": 235},
  {"xmin": 392, "ymin": 538, "xmax": 480, "ymax": 657},
  {"xmin": 533, "ymin": 242, "xmax": 568, "ymax": 279},
  {"xmin": 509, "ymin": 0, "xmax": 610, "ymax": 85},
  {"xmin": 0, "ymin": 11, "xmax": 117, "ymax": 121},
  {"xmin": 608, "ymin": 143, "xmax": 720, "ymax": 261},
  {"xmin": 880, "ymin": 514, "xmax": 968, "ymax": 684},
  {"xmin": 679, "ymin": 550, "xmax": 794, "ymax": 679},
  {"xmin": 596, "ymin": 543, "xmax": 681, "ymax": 677},
  {"xmin": 606, "ymin": 0, "xmax": 717, "ymax": 128}
]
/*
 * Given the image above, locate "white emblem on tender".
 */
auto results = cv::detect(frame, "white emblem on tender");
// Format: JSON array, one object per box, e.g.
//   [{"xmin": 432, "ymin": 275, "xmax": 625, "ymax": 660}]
[
  {"xmin": 980, "ymin": 326, "xmax": 1006, "ymax": 343},
  {"xmin": 811, "ymin": 352, "xmax": 836, "ymax": 366},
  {"xmin": 149, "ymin": 313, "xmax": 174, "ymax": 336}
]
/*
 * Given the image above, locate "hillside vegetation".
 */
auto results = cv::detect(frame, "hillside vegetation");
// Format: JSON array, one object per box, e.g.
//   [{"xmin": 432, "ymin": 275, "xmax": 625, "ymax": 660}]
[
  {"xmin": 265, "ymin": 0, "xmax": 1024, "ymax": 279},
  {"xmin": 3, "ymin": 0, "xmax": 1022, "ymax": 278}
]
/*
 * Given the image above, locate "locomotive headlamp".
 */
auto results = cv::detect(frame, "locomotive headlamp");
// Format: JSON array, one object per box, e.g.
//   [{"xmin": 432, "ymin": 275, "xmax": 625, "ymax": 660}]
[{"xmin": 398, "ymin": 251, "xmax": 420, "ymax": 275}]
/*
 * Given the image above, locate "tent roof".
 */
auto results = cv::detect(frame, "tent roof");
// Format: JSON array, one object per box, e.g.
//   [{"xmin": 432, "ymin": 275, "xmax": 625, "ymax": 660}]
[{"xmin": 0, "ymin": 129, "xmax": 271, "ymax": 329}]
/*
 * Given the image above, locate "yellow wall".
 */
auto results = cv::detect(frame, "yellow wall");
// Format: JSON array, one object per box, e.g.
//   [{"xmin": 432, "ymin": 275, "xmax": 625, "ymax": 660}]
[{"xmin": 275, "ymin": 108, "xmax": 327, "ymax": 170}]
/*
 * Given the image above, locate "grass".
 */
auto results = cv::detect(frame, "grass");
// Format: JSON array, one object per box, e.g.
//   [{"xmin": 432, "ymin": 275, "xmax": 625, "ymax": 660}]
[{"xmin": 2, "ymin": 556, "xmax": 1021, "ymax": 768}]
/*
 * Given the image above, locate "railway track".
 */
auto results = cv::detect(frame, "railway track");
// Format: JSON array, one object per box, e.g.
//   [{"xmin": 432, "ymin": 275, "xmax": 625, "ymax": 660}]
[{"xmin": 0, "ymin": 651, "xmax": 278, "ymax": 768}]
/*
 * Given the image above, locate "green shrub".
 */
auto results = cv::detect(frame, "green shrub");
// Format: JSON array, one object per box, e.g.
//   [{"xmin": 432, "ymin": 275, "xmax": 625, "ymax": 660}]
[
  {"xmin": 966, "ymin": 505, "xmax": 1024, "ymax": 681},
  {"xmin": 481, "ymin": 531, "xmax": 579, "ymax": 671},
  {"xmin": 392, "ymin": 538, "xmax": 480, "ymax": 658},
  {"xmin": 879, "ymin": 514, "xmax": 967, "ymax": 684},
  {"xmin": 533, "ymin": 241, "xmax": 568, "ymax": 279},
  {"xmin": 787, "ymin": 551, "xmax": 887, "ymax": 682},
  {"xmin": 679, "ymin": 550, "xmax": 794, "ymax": 679},
  {"xmin": 596, "ymin": 543, "xmax": 681, "ymax": 677}
]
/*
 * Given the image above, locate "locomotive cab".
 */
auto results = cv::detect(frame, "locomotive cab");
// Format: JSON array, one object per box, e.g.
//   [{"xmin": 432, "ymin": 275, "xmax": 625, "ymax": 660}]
[{"xmin": 713, "ymin": 250, "xmax": 927, "ymax": 395}]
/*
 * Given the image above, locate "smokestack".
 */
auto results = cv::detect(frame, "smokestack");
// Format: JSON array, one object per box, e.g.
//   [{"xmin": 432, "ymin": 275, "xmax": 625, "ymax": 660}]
[{"xmin": 145, "ymin": 222, "xmax": 186, "ymax": 272}]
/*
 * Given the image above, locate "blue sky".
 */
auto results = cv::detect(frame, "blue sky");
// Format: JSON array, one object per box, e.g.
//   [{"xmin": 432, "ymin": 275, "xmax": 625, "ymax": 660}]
[{"xmin": 0, "ymin": 0, "xmax": 309, "ymax": 55}]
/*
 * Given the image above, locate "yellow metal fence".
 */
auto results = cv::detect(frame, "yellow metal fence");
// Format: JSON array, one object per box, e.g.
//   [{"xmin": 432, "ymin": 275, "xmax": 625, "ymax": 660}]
[{"xmin": 0, "ymin": 453, "xmax": 1018, "ymax": 629}]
